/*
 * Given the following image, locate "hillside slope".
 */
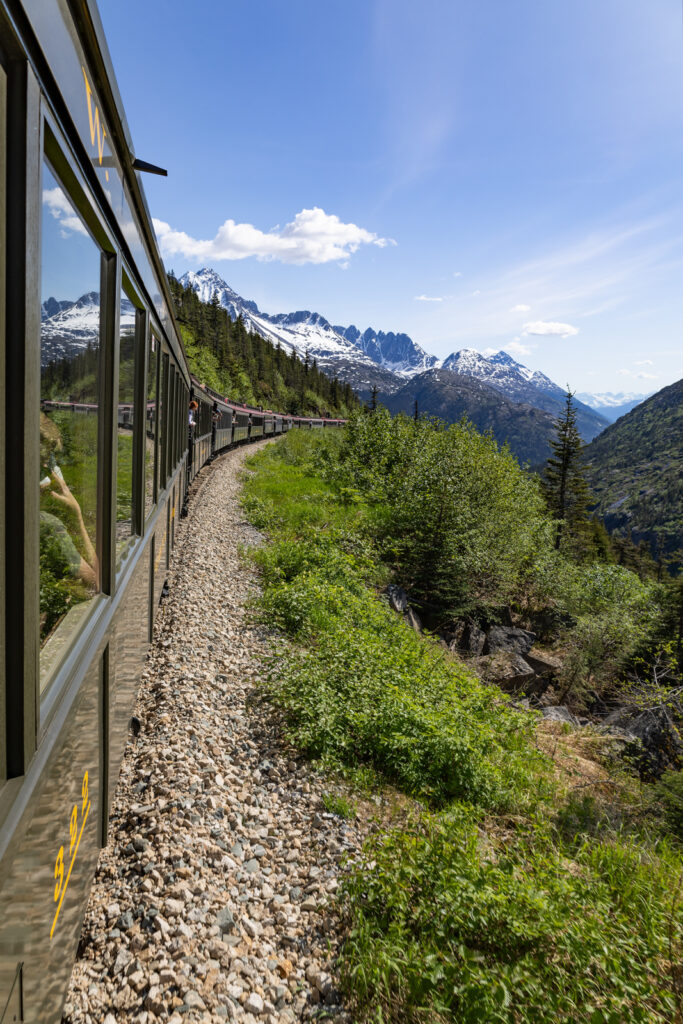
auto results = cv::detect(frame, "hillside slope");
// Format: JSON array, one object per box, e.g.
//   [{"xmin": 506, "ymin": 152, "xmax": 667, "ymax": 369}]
[
  {"xmin": 583, "ymin": 378, "xmax": 683, "ymax": 555},
  {"xmin": 381, "ymin": 368, "xmax": 556, "ymax": 465}
]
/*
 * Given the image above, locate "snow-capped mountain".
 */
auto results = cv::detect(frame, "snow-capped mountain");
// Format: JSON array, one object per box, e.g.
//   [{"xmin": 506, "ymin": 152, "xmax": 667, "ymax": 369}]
[
  {"xmin": 576, "ymin": 391, "xmax": 651, "ymax": 423},
  {"xmin": 440, "ymin": 348, "xmax": 563, "ymax": 398},
  {"xmin": 40, "ymin": 292, "xmax": 135, "ymax": 366},
  {"xmin": 437, "ymin": 348, "xmax": 607, "ymax": 440},
  {"xmin": 178, "ymin": 269, "xmax": 433, "ymax": 387},
  {"xmin": 176, "ymin": 268, "xmax": 609, "ymax": 439},
  {"xmin": 334, "ymin": 324, "xmax": 437, "ymax": 375}
]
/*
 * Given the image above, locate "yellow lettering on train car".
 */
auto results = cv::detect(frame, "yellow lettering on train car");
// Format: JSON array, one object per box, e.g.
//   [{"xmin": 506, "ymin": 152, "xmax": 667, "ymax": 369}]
[
  {"xmin": 50, "ymin": 770, "xmax": 91, "ymax": 938},
  {"xmin": 81, "ymin": 66, "xmax": 109, "ymax": 182}
]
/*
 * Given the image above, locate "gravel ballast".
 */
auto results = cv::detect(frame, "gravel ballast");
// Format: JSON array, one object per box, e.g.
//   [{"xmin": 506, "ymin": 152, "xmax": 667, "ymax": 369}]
[{"xmin": 63, "ymin": 442, "xmax": 361, "ymax": 1024}]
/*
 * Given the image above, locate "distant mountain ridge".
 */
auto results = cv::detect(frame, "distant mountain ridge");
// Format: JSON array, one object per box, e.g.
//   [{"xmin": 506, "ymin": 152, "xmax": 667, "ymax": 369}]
[
  {"xmin": 576, "ymin": 390, "xmax": 653, "ymax": 423},
  {"xmin": 383, "ymin": 368, "xmax": 557, "ymax": 465},
  {"xmin": 178, "ymin": 268, "xmax": 609, "ymax": 441},
  {"xmin": 40, "ymin": 292, "xmax": 135, "ymax": 366}
]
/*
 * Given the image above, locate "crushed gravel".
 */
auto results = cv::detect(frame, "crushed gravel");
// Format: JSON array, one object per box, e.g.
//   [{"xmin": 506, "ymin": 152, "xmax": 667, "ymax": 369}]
[{"xmin": 63, "ymin": 441, "xmax": 362, "ymax": 1024}]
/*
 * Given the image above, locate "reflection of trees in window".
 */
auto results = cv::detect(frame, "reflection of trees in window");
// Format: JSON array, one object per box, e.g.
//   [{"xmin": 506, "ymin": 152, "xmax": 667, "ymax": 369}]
[
  {"xmin": 116, "ymin": 291, "xmax": 137, "ymax": 567},
  {"xmin": 39, "ymin": 160, "xmax": 101, "ymax": 666}
]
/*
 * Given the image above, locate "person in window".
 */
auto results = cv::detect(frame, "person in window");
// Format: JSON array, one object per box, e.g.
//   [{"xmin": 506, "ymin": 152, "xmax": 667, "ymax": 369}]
[
  {"xmin": 40, "ymin": 413, "xmax": 97, "ymax": 588},
  {"xmin": 189, "ymin": 399, "xmax": 198, "ymax": 428}
]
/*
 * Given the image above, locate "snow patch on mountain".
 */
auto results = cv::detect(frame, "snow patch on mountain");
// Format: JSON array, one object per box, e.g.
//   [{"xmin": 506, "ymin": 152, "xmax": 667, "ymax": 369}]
[
  {"xmin": 178, "ymin": 268, "xmax": 434, "ymax": 380},
  {"xmin": 40, "ymin": 293, "xmax": 136, "ymax": 366}
]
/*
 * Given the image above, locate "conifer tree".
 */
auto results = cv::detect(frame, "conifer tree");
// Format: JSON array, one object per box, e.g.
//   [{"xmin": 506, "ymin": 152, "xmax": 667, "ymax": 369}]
[
  {"xmin": 542, "ymin": 390, "xmax": 592, "ymax": 552},
  {"xmin": 414, "ymin": 398, "xmax": 419, "ymax": 422},
  {"xmin": 370, "ymin": 384, "xmax": 378, "ymax": 412}
]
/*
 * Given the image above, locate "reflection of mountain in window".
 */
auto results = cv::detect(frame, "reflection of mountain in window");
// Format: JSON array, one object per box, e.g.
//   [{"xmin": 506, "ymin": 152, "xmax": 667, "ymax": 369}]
[{"xmin": 39, "ymin": 160, "xmax": 101, "ymax": 681}]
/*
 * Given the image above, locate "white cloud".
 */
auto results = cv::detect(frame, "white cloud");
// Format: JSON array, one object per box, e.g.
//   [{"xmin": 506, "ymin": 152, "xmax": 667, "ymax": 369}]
[
  {"xmin": 453, "ymin": 270, "xmax": 462, "ymax": 278},
  {"xmin": 635, "ymin": 359, "xmax": 653, "ymax": 366},
  {"xmin": 153, "ymin": 207, "xmax": 394, "ymax": 266},
  {"xmin": 43, "ymin": 187, "xmax": 89, "ymax": 237},
  {"xmin": 510, "ymin": 303, "xmax": 531, "ymax": 312},
  {"xmin": 472, "ymin": 289, "xmax": 481, "ymax": 296},
  {"xmin": 414, "ymin": 294, "xmax": 444, "ymax": 302},
  {"xmin": 507, "ymin": 340, "xmax": 533, "ymax": 357},
  {"xmin": 522, "ymin": 320, "xmax": 579, "ymax": 338},
  {"xmin": 617, "ymin": 368, "xmax": 658, "ymax": 380}
]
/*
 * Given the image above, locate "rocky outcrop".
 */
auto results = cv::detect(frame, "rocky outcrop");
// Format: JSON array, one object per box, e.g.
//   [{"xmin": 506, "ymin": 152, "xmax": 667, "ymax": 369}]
[
  {"xmin": 600, "ymin": 706, "xmax": 683, "ymax": 778},
  {"xmin": 484, "ymin": 626, "xmax": 536, "ymax": 656}
]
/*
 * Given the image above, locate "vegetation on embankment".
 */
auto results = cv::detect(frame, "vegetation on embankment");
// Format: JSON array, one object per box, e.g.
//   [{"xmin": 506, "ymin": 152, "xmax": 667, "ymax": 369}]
[
  {"xmin": 242, "ymin": 423, "xmax": 683, "ymax": 1024},
  {"xmin": 168, "ymin": 275, "xmax": 358, "ymax": 417}
]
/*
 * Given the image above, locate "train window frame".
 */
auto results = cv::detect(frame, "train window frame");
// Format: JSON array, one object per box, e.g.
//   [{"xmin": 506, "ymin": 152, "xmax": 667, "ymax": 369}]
[
  {"xmin": 158, "ymin": 350, "xmax": 169, "ymax": 494},
  {"xmin": 38, "ymin": 124, "xmax": 118, "ymax": 717},
  {"xmin": 145, "ymin": 330, "xmax": 160, "ymax": 525},
  {"xmin": 114, "ymin": 271, "xmax": 145, "ymax": 580}
]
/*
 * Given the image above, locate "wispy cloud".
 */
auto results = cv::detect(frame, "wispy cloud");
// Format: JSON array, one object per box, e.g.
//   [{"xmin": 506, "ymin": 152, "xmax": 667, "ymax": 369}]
[
  {"xmin": 43, "ymin": 187, "xmax": 89, "ymax": 238},
  {"xmin": 617, "ymin": 368, "xmax": 658, "ymax": 379},
  {"xmin": 453, "ymin": 271, "xmax": 463, "ymax": 278},
  {"xmin": 522, "ymin": 320, "xmax": 579, "ymax": 338},
  {"xmin": 507, "ymin": 340, "xmax": 533, "ymax": 357},
  {"xmin": 414, "ymin": 294, "xmax": 445, "ymax": 302},
  {"xmin": 510, "ymin": 303, "xmax": 530, "ymax": 312},
  {"xmin": 635, "ymin": 359, "xmax": 653, "ymax": 366},
  {"xmin": 153, "ymin": 207, "xmax": 394, "ymax": 266}
]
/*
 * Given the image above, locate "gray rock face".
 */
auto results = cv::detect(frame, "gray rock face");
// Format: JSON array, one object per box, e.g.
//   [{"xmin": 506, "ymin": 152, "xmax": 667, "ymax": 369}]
[
  {"xmin": 485, "ymin": 626, "xmax": 536, "ymax": 656},
  {"xmin": 386, "ymin": 585, "xmax": 408, "ymax": 614},
  {"xmin": 601, "ymin": 706, "xmax": 683, "ymax": 777},
  {"xmin": 464, "ymin": 623, "xmax": 486, "ymax": 656},
  {"xmin": 541, "ymin": 706, "xmax": 579, "ymax": 727}
]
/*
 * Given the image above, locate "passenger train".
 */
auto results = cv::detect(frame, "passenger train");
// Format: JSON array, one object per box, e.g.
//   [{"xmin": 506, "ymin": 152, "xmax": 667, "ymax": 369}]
[{"xmin": 0, "ymin": 1, "xmax": 343, "ymax": 1019}]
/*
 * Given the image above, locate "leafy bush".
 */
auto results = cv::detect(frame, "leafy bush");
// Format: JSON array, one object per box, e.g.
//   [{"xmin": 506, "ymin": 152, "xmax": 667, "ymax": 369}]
[
  {"xmin": 263, "ymin": 572, "xmax": 546, "ymax": 810},
  {"xmin": 331, "ymin": 410, "xmax": 552, "ymax": 618},
  {"xmin": 340, "ymin": 814, "xmax": 682, "ymax": 1023}
]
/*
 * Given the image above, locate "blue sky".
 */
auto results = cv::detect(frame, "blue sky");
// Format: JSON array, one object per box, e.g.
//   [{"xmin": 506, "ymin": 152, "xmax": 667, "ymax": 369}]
[{"xmin": 99, "ymin": 0, "xmax": 683, "ymax": 393}]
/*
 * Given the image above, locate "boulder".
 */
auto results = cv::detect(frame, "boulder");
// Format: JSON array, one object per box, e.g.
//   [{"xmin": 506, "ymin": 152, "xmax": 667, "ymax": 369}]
[
  {"xmin": 466, "ymin": 623, "xmax": 487, "ymax": 656},
  {"xmin": 600, "ymin": 706, "xmax": 683, "ymax": 778},
  {"xmin": 541, "ymin": 706, "xmax": 579, "ymax": 727},
  {"xmin": 485, "ymin": 626, "xmax": 536, "ymax": 656},
  {"xmin": 386, "ymin": 585, "xmax": 408, "ymax": 614},
  {"xmin": 525, "ymin": 651, "xmax": 561, "ymax": 677},
  {"xmin": 473, "ymin": 651, "xmax": 545, "ymax": 694}
]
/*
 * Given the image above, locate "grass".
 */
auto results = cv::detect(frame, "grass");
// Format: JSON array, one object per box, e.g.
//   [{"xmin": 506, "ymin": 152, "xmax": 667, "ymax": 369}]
[{"xmin": 242, "ymin": 429, "xmax": 683, "ymax": 1024}]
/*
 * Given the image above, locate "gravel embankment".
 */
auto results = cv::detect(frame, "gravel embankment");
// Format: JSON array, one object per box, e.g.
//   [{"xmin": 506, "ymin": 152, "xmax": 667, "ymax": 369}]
[{"xmin": 63, "ymin": 441, "xmax": 361, "ymax": 1024}]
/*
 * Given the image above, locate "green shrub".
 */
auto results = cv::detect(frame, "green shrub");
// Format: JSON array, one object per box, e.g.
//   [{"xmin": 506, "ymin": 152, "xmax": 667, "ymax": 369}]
[{"xmin": 340, "ymin": 814, "xmax": 682, "ymax": 1023}]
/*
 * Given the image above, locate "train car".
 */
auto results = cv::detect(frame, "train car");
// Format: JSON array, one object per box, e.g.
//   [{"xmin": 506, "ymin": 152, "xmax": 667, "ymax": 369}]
[{"xmin": 0, "ymin": 2, "xmax": 345, "ymax": 1020}]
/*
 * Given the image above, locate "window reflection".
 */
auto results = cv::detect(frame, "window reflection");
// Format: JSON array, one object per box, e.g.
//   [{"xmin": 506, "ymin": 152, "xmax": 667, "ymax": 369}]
[
  {"xmin": 116, "ymin": 289, "xmax": 136, "ymax": 568},
  {"xmin": 158, "ymin": 353, "xmax": 168, "ymax": 492},
  {"xmin": 145, "ymin": 333, "xmax": 157, "ymax": 519},
  {"xmin": 40, "ymin": 161, "xmax": 101, "ymax": 673}
]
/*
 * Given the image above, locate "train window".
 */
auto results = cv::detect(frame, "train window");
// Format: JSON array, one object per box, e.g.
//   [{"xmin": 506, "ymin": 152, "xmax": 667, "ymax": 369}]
[
  {"xmin": 144, "ymin": 333, "xmax": 157, "ymax": 520},
  {"xmin": 158, "ymin": 351, "xmax": 169, "ymax": 492},
  {"xmin": 115, "ymin": 287, "xmax": 136, "ymax": 570},
  {"xmin": 39, "ymin": 160, "xmax": 101, "ymax": 682}
]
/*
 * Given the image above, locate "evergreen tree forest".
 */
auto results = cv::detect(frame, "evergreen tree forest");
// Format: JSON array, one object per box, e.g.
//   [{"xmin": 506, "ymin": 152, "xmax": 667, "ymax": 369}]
[{"xmin": 167, "ymin": 276, "xmax": 359, "ymax": 418}]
